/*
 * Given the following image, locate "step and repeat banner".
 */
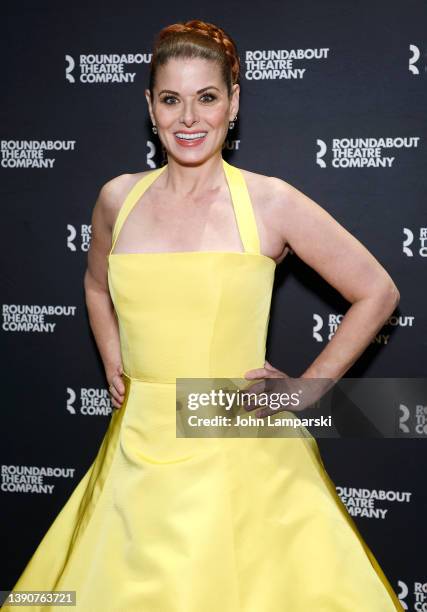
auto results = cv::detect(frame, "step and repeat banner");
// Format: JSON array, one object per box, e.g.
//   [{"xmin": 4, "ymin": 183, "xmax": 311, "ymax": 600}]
[{"xmin": 1, "ymin": 1, "xmax": 426, "ymax": 609}]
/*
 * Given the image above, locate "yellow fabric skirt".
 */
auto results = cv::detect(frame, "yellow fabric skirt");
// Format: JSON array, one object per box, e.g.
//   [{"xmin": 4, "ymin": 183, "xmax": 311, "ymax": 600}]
[{"xmin": 3, "ymin": 374, "xmax": 403, "ymax": 611}]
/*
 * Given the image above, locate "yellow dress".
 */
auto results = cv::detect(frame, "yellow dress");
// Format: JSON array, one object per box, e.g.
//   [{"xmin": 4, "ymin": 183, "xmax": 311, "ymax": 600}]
[{"xmin": 3, "ymin": 158, "xmax": 403, "ymax": 611}]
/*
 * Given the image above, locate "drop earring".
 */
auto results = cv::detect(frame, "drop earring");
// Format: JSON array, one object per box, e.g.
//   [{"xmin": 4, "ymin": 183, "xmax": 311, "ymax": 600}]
[
  {"xmin": 228, "ymin": 115, "xmax": 238, "ymax": 130},
  {"xmin": 152, "ymin": 125, "xmax": 158, "ymax": 135}
]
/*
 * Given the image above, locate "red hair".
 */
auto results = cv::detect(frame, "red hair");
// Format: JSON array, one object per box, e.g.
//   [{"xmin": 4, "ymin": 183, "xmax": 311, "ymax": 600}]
[{"xmin": 148, "ymin": 20, "xmax": 241, "ymax": 97}]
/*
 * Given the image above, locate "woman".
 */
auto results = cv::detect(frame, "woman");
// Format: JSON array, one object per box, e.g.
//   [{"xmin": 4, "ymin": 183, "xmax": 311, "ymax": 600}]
[{"xmin": 4, "ymin": 20, "xmax": 402, "ymax": 612}]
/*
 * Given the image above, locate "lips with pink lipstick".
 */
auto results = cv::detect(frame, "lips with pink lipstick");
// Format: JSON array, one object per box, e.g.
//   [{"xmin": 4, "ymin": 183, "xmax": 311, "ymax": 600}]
[{"xmin": 174, "ymin": 130, "xmax": 208, "ymax": 147}]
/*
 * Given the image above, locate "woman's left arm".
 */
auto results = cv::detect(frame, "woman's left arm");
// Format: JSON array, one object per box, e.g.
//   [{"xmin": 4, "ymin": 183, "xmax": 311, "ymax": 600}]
[{"xmin": 266, "ymin": 178, "xmax": 400, "ymax": 381}]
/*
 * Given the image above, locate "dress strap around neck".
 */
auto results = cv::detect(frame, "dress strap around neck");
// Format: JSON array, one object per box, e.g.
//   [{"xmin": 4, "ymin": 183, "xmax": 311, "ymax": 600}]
[
  {"xmin": 222, "ymin": 159, "xmax": 261, "ymax": 255},
  {"xmin": 109, "ymin": 164, "xmax": 167, "ymax": 255}
]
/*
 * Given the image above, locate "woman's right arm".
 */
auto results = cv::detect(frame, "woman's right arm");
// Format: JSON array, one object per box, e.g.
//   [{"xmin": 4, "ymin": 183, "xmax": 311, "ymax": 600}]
[{"xmin": 83, "ymin": 177, "xmax": 127, "ymax": 409}]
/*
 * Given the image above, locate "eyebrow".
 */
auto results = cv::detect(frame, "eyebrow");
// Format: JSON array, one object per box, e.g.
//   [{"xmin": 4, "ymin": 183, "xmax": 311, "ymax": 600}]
[{"xmin": 158, "ymin": 86, "xmax": 221, "ymax": 97}]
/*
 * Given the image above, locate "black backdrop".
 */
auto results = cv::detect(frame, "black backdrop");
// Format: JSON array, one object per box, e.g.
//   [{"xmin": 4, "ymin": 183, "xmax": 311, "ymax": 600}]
[{"xmin": 1, "ymin": 1, "xmax": 426, "ymax": 609}]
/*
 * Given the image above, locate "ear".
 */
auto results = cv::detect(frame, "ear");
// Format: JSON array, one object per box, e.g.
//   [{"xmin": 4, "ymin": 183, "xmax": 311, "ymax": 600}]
[
  {"xmin": 145, "ymin": 89, "xmax": 155, "ymax": 124},
  {"xmin": 230, "ymin": 83, "xmax": 240, "ymax": 120}
]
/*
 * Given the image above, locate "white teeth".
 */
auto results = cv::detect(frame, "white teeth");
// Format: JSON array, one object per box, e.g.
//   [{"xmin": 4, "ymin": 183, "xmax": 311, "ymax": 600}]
[{"xmin": 175, "ymin": 132, "xmax": 207, "ymax": 140}]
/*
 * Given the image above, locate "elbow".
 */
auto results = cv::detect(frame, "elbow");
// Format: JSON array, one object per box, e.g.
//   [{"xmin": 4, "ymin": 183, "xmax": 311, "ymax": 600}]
[
  {"xmin": 377, "ymin": 280, "xmax": 400, "ymax": 314},
  {"xmin": 83, "ymin": 268, "xmax": 110, "ymax": 305},
  {"xmin": 392, "ymin": 286, "xmax": 400, "ymax": 307},
  {"xmin": 83, "ymin": 269, "xmax": 98, "ymax": 306},
  {"xmin": 386, "ymin": 280, "xmax": 400, "ymax": 306}
]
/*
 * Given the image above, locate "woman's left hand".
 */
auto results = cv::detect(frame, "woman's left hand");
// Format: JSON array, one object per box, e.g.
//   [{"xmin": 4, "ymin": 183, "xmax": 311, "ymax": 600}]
[
  {"xmin": 243, "ymin": 360, "xmax": 329, "ymax": 418},
  {"xmin": 243, "ymin": 360, "xmax": 293, "ymax": 418},
  {"xmin": 244, "ymin": 360, "xmax": 290, "ymax": 384}
]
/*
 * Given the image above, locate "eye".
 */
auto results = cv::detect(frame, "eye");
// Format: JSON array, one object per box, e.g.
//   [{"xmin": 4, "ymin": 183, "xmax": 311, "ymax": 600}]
[
  {"xmin": 200, "ymin": 93, "xmax": 216, "ymax": 103},
  {"xmin": 161, "ymin": 95, "xmax": 177, "ymax": 105},
  {"xmin": 160, "ymin": 93, "xmax": 217, "ymax": 105}
]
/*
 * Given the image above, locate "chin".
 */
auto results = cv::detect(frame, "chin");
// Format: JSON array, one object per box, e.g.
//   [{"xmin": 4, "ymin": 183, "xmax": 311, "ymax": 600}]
[{"xmin": 168, "ymin": 148, "xmax": 217, "ymax": 166}]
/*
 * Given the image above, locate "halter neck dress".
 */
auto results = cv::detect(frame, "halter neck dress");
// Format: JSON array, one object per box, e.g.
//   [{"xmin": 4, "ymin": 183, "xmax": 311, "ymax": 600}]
[{"xmin": 3, "ymin": 158, "xmax": 402, "ymax": 611}]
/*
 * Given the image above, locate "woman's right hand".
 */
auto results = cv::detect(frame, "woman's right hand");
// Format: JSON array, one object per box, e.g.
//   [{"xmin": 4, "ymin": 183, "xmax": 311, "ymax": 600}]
[{"xmin": 107, "ymin": 364, "xmax": 126, "ymax": 409}]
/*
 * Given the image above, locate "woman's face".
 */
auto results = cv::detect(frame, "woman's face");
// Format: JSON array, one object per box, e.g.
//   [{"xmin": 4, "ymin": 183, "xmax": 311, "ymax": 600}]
[{"xmin": 145, "ymin": 57, "xmax": 239, "ymax": 164}]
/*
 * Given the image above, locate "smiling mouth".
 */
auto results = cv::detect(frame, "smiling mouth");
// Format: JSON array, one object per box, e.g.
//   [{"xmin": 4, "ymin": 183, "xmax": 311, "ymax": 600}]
[{"xmin": 174, "ymin": 132, "xmax": 208, "ymax": 141}]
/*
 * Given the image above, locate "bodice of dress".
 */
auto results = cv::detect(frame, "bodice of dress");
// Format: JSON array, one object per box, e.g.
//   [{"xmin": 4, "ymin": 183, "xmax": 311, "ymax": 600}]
[{"xmin": 107, "ymin": 158, "xmax": 277, "ymax": 382}]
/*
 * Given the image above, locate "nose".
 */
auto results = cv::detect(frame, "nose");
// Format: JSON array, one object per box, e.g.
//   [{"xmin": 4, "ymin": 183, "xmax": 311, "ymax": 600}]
[{"xmin": 180, "ymin": 99, "xmax": 199, "ymax": 127}]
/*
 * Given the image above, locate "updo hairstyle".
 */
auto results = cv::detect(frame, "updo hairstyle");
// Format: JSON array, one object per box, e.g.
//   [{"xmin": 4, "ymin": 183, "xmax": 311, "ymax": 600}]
[{"xmin": 148, "ymin": 20, "xmax": 241, "ymax": 98}]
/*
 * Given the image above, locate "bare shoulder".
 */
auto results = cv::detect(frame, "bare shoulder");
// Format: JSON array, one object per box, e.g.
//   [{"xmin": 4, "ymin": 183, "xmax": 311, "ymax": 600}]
[
  {"xmin": 238, "ymin": 166, "xmax": 281, "ymax": 194},
  {"xmin": 95, "ymin": 170, "xmax": 154, "ymax": 227},
  {"xmin": 94, "ymin": 170, "xmax": 160, "ymax": 234},
  {"xmin": 86, "ymin": 169, "xmax": 160, "ymax": 288},
  {"xmin": 239, "ymin": 165, "xmax": 331, "ymax": 227},
  {"xmin": 238, "ymin": 166, "xmax": 293, "ymax": 213},
  {"xmin": 236, "ymin": 166, "xmax": 296, "ymax": 262}
]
